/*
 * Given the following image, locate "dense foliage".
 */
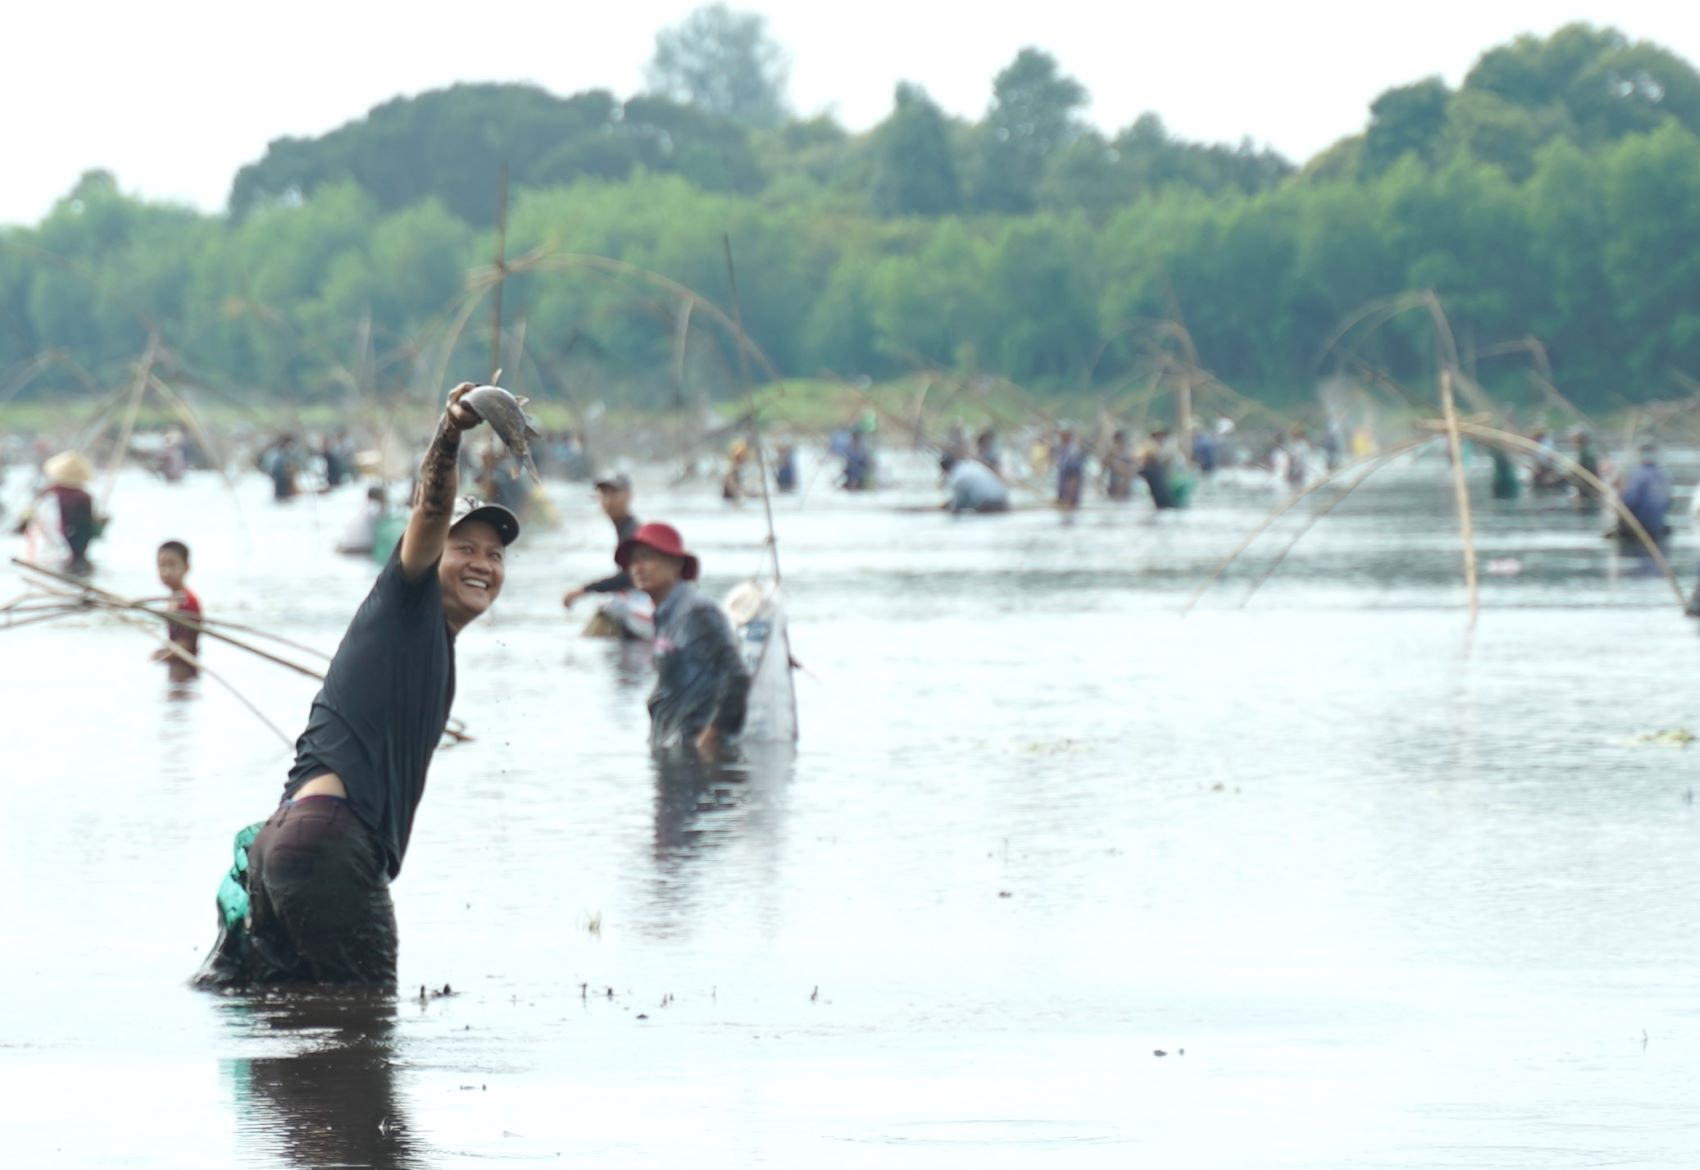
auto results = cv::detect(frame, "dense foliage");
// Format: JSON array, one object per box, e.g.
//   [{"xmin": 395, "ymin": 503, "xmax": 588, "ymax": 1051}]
[{"xmin": 5, "ymin": 21, "xmax": 1700, "ymax": 412}]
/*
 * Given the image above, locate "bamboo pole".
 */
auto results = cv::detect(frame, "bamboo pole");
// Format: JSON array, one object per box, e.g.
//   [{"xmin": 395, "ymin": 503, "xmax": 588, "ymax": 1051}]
[
  {"xmin": 1421, "ymin": 420, "xmax": 1690, "ymax": 608},
  {"xmin": 1182, "ymin": 433, "xmax": 1434, "ymax": 613},
  {"xmin": 99, "ymin": 333, "xmax": 160, "ymax": 510},
  {"xmin": 8, "ymin": 559, "xmax": 479, "ymax": 742},
  {"xmin": 1177, "ymin": 366, "xmax": 1194, "ymax": 468},
  {"xmin": 1238, "ymin": 438, "xmax": 1442, "ymax": 608},
  {"xmin": 488, "ymin": 163, "xmax": 508, "ymax": 384},
  {"xmin": 429, "ymin": 249, "xmax": 788, "ymax": 403},
  {"xmin": 109, "ymin": 609, "xmax": 297, "ymax": 748},
  {"xmin": 11, "ymin": 558, "xmax": 327, "ymax": 680},
  {"xmin": 0, "ymin": 604, "xmax": 89, "ymax": 631},
  {"xmin": 1440, "ymin": 368, "xmax": 1480, "ymax": 621},
  {"xmin": 722, "ymin": 234, "xmax": 783, "ymax": 584},
  {"xmin": 911, "ymin": 376, "xmax": 934, "ymax": 452}
]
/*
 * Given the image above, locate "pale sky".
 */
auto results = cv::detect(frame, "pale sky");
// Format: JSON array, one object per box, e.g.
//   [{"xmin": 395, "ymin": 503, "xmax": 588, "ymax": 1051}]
[{"xmin": 7, "ymin": 0, "xmax": 1699, "ymax": 226}]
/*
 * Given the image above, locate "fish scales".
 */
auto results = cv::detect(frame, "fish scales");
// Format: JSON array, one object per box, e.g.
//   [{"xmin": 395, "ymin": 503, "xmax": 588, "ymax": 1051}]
[{"xmin": 464, "ymin": 384, "xmax": 543, "ymax": 483}]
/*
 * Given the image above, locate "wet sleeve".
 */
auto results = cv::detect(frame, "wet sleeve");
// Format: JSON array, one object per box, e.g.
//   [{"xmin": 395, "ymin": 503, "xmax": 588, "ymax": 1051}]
[
  {"xmin": 583, "ymin": 568, "xmax": 634, "ymax": 594},
  {"xmin": 376, "ymin": 542, "xmax": 439, "ymax": 610},
  {"xmin": 691, "ymin": 605, "xmax": 751, "ymax": 735}
]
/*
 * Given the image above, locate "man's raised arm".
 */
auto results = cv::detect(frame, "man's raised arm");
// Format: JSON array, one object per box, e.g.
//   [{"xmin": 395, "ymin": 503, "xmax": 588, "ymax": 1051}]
[{"xmin": 401, "ymin": 382, "xmax": 483, "ymax": 582}]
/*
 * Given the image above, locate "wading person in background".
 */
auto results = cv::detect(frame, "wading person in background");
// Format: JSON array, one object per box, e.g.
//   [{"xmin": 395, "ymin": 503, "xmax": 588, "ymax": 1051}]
[
  {"xmin": 563, "ymin": 473, "xmax": 653, "ymax": 639},
  {"xmin": 263, "ymin": 435, "xmax": 303, "ymax": 502},
  {"xmin": 722, "ymin": 439, "xmax": 750, "ymax": 503},
  {"xmin": 1055, "ymin": 427, "xmax": 1085, "ymax": 508},
  {"xmin": 1617, "ymin": 442, "xmax": 1672, "ymax": 545},
  {"xmin": 151, "ymin": 540, "xmax": 202, "ymax": 684},
  {"xmin": 841, "ymin": 431, "xmax": 872, "ymax": 492},
  {"xmin": 1530, "ymin": 425, "xmax": 1564, "ymax": 491},
  {"xmin": 941, "ymin": 453, "xmax": 1010, "ymax": 514},
  {"xmin": 195, "ymin": 383, "xmax": 519, "ymax": 987},
  {"xmin": 1140, "ymin": 430, "xmax": 1179, "ymax": 510},
  {"xmin": 1103, "ymin": 430, "xmax": 1137, "ymax": 502},
  {"xmin": 1489, "ymin": 442, "xmax": 1522, "ymax": 501},
  {"xmin": 619, "ymin": 522, "xmax": 750, "ymax": 761},
  {"xmin": 26, "ymin": 451, "xmax": 102, "ymax": 573},
  {"xmin": 1572, "ymin": 429, "xmax": 1602, "ymax": 505}
]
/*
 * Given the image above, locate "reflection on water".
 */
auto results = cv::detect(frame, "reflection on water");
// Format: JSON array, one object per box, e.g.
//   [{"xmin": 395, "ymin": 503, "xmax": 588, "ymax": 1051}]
[
  {"xmin": 644, "ymin": 744, "xmax": 795, "ymax": 936},
  {"xmin": 220, "ymin": 991, "xmax": 414, "ymax": 1170},
  {"xmin": 9, "ymin": 458, "xmax": 1700, "ymax": 1168},
  {"xmin": 651, "ymin": 751, "xmax": 746, "ymax": 860},
  {"xmin": 609, "ymin": 637, "xmax": 654, "ymax": 690}
]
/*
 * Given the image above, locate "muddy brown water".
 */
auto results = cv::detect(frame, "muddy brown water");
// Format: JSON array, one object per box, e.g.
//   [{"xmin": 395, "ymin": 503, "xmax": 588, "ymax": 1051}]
[{"xmin": 2, "ymin": 448, "xmax": 1698, "ymax": 1167}]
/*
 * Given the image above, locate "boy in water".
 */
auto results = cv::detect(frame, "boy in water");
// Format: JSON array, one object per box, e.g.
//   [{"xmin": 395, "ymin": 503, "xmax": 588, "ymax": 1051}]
[{"xmin": 152, "ymin": 540, "xmax": 201, "ymax": 683}]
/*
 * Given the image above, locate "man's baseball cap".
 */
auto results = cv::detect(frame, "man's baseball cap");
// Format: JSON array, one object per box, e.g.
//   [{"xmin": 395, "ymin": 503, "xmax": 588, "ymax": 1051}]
[
  {"xmin": 450, "ymin": 495, "xmax": 521, "ymax": 545},
  {"xmin": 594, "ymin": 472, "xmax": 632, "ymax": 492}
]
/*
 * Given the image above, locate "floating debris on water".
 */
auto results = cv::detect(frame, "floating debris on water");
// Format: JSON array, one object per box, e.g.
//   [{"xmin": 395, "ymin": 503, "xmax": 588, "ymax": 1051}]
[
  {"xmin": 1624, "ymin": 729, "xmax": 1695, "ymax": 748},
  {"xmin": 1017, "ymin": 738, "xmax": 1089, "ymax": 755}
]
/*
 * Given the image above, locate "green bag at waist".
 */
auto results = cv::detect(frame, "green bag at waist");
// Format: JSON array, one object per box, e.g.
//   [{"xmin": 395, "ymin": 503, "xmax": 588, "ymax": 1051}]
[{"xmin": 217, "ymin": 822, "xmax": 265, "ymax": 929}]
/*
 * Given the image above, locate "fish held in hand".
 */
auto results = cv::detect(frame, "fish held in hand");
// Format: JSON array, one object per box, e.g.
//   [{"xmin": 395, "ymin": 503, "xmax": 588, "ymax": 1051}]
[{"xmin": 463, "ymin": 384, "xmax": 543, "ymax": 483}]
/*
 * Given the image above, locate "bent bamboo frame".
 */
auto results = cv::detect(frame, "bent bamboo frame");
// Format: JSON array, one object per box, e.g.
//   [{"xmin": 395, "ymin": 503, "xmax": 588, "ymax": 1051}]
[
  {"xmin": 1421, "ymin": 420, "xmax": 1688, "ymax": 607},
  {"xmin": 1181, "ymin": 433, "xmax": 1433, "ymax": 613},
  {"xmin": 1236, "ymin": 437, "xmax": 1443, "ymax": 609}
]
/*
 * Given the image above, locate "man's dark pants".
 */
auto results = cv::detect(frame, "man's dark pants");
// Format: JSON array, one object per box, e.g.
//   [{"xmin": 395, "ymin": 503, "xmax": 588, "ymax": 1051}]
[{"xmin": 241, "ymin": 796, "xmax": 398, "ymax": 986}]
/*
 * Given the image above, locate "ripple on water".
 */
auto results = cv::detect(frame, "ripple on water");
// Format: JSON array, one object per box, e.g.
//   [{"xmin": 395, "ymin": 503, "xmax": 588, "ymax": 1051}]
[{"xmin": 850, "ymin": 1119, "xmax": 1132, "ymax": 1147}]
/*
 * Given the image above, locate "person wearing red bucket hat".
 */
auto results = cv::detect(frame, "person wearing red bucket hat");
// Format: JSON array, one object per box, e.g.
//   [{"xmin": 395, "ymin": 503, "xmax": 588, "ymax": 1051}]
[{"xmin": 618, "ymin": 522, "xmax": 750, "ymax": 758}]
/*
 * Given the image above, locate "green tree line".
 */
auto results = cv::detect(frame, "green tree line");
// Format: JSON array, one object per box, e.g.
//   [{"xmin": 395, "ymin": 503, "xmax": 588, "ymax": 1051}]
[{"xmin": 4, "ymin": 21, "xmax": 1700, "ymax": 412}]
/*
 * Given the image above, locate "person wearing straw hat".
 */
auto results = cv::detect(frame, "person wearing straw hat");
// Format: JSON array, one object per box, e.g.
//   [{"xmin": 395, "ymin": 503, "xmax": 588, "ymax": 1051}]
[
  {"xmin": 195, "ymin": 382, "xmax": 520, "ymax": 988},
  {"xmin": 33, "ymin": 451, "xmax": 101, "ymax": 573},
  {"xmin": 619, "ymin": 522, "xmax": 750, "ymax": 760}
]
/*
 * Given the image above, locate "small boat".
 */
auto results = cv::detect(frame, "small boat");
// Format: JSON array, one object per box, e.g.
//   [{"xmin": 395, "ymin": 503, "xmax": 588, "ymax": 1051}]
[{"xmin": 722, "ymin": 578, "xmax": 798, "ymax": 745}]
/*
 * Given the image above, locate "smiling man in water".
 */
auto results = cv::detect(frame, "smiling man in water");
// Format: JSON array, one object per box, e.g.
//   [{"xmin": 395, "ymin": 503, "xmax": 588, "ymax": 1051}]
[{"xmin": 196, "ymin": 382, "xmax": 518, "ymax": 987}]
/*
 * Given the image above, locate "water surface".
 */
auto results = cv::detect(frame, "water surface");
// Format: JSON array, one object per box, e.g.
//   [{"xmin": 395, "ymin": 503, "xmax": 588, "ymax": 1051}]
[{"xmin": 2, "ymin": 450, "xmax": 1697, "ymax": 1167}]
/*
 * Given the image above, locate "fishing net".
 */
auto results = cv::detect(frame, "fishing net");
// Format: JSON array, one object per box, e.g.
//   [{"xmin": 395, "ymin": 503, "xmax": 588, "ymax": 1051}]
[
  {"xmin": 218, "ymin": 822, "xmax": 264, "ymax": 928},
  {"xmin": 191, "ymin": 821, "xmax": 264, "ymax": 988}
]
